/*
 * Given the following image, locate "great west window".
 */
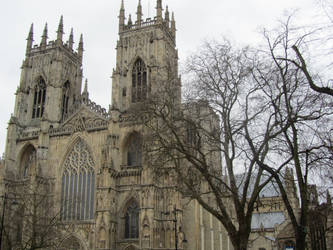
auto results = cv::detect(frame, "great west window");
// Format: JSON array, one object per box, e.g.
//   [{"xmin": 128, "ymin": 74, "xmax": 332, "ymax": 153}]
[{"xmin": 61, "ymin": 139, "xmax": 95, "ymax": 221}]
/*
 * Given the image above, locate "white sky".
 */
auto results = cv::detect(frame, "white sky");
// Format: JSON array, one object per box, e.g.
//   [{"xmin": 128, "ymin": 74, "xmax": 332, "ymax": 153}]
[{"xmin": 0, "ymin": 0, "xmax": 321, "ymax": 154}]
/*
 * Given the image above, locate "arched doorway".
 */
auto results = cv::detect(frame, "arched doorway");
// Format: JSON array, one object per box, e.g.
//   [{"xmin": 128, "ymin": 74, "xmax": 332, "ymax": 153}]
[
  {"xmin": 58, "ymin": 235, "xmax": 84, "ymax": 250},
  {"xmin": 124, "ymin": 245, "xmax": 138, "ymax": 250}
]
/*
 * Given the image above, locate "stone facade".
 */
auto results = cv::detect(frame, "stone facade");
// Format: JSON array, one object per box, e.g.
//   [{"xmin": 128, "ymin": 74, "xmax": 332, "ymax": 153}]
[
  {"xmin": 2, "ymin": 1, "xmax": 332, "ymax": 250},
  {"xmin": 1, "ymin": 1, "xmax": 229, "ymax": 249}
]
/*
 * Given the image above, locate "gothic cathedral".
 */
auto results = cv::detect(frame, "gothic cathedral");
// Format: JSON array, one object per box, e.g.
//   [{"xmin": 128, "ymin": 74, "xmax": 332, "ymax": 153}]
[{"xmin": 2, "ymin": 0, "xmax": 228, "ymax": 249}]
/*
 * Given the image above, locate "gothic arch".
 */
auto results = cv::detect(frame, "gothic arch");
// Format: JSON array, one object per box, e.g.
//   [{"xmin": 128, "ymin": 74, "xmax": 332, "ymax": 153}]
[
  {"xmin": 131, "ymin": 58, "xmax": 147, "ymax": 103},
  {"xmin": 121, "ymin": 132, "xmax": 143, "ymax": 167},
  {"xmin": 60, "ymin": 136, "xmax": 96, "ymax": 170},
  {"xmin": 18, "ymin": 143, "xmax": 36, "ymax": 178},
  {"xmin": 31, "ymin": 76, "xmax": 47, "ymax": 119},
  {"xmin": 60, "ymin": 137, "xmax": 96, "ymax": 221},
  {"xmin": 58, "ymin": 234, "xmax": 86, "ymax": 250},
  {"xmin": 33, "ymin": 74, "xmax": 47, "ymax": 85},
  {"xmin": 124, "ymin": 245, "xmax": 139, "ymax": 250},
  {"xmin": 128, "ymin": 54, "xmax": 149, "ymax": 71},
  {"xmin": 119, "ymin": 197, "xmax": 140, "ymax": 239}
]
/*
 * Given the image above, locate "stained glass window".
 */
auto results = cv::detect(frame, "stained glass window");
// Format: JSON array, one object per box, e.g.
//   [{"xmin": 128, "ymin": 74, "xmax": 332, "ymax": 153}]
[
  {"xmin": 61, "ymin": 139, "xmax": 95, "ymax": 221},
  {"xmin": 132, "ymin": 58, "xmax": 147, "ymax": 103}
]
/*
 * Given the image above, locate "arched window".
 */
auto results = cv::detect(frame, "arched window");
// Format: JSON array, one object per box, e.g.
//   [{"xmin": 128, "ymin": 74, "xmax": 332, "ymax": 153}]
[
  {"xmin": 132, "ymin": 58, "xmax": 147, "ymax": 103},
  {"xmin": 127, "ymin": 133, "xmax": 142, "ymax": 167},
  {"xmin": 61, "ymin": 139, "xmax": 95, "ymax": 221},
  {"xmin": 20, "ymin": 145, "xmax": 36, "ymax": 178},
  {"xmin": 62, "ymin": 81, "xmax": 70, "ymax": 120},
  {"xmin": 32, "ymin": 77, "xmax": 46, "ymax": 119},
  {"xmin": 125, "ymin": 200, "xmax": 139, "ymax": 239}
]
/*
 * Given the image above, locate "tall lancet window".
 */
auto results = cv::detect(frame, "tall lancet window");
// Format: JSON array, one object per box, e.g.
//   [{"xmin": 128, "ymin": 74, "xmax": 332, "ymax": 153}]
[
  {"xmin": 61, "ymin": 139, "xmax": 95, "ymax": 221},
  {"xmin": 131, "ymin": 58, "xmax": 147, "ymax": 103},
  {"xmin": 32, "ymin": 76, "xmax": 46, "ymax": 119},
  {"xmin": 127, "ymin": 133, "xmax": 142, "ymax": 167},
  {"xmin": 61, "ymin": 81, "xmax": 70, "ymax": 120},
  {"xmin": 125, "ymin": 200, "xmax": 139, "ymax": 239},
  {"xmin": 20, "ymin": 145, "xmax": 36, "ymax": 178}
]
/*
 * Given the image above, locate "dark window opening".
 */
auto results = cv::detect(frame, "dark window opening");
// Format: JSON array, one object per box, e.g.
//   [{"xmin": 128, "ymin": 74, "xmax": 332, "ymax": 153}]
[
  {"xmin": 127, "ymin": 134, "xmax": 142, "ymax": 167},
  {"xmin": 131, "ymin": 58, "xmax": 147, "ymax": 103},
  {"xmin": 61, "ymin": 81, "xmax": 70, "ymax": 120},
  {"xmin": 32, "ymin": 77, "xmax": 46, "ymax": 119},
  {"xmin": 125, "ymin": 201, "xmax": 139, "ymax": 239}
]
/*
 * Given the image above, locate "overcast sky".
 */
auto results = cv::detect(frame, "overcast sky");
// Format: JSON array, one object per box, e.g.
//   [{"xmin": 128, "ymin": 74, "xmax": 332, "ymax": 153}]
[{"xmin": 0, "ymin": 0, "xmax": 322, "ymax": 154}]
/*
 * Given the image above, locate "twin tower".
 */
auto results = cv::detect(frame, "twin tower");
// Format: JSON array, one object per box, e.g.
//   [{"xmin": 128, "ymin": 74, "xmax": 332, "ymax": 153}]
[{"xmin": 13, "ymin": 0, "xmax": 180, "ymax": 130}]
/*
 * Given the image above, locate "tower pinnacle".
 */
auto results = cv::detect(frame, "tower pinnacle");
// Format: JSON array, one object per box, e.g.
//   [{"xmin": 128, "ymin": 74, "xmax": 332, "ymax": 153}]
[
  {"xmin": 26, "ymin": 23, "xmax": 34, "ymax": 55},
  {"xmin": 128, "ymin": 14, "xmax": 132, "ymax": 26},
  {"xmin": 82, "ymin": 79, "xmax": 89, "ymax": 101},
  {"xmin": 156, "ymin": 0, "xmax": 163, "ymax": 23},
  {"xmin": 78, "ymin": 34, "xmax": 84, "ymax": 62},
  {"xmin": 57, "ymin": 15, "xmax": 64, "ymax": 45},
  {"xmin": 68, "ymin": 28, "xmax": 74, "ymax": 50},
  {"xmin": 165, "ymin": 5, "xmax": 170, "ymax": 27},
  {"xmin": 171, "ymin": 12, "xmax": 176, "ymax": 39},
  {"xmin": 40, "ymin": 23, "xmax": 48, "ymax": 48},
  {"xmin": 137, "ymin": 0, "xmax": 142, "ymax": 26},
  {"xmin": 119, "ymin": 0, "xmax": 125, "ymax": 32}
]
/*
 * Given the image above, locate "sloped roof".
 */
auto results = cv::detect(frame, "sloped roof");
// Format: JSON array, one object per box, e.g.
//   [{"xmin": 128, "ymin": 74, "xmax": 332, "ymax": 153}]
[{"xmin": 235, "ymin": 173, "xmax": 282, "ymax": 198}]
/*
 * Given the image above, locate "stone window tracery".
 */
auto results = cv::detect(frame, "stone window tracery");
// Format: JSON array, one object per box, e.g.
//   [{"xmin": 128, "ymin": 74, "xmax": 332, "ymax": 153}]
[
  {"xmin": 61, "ymin": 139, "xmax": 95, "ymax": 221},
  {"xmin": 132, "ymin": 58, "xmax": 147, "ymax": 103},
  {"xmin": 32, "ymin": 76, "xmax": 46, "ymax": 119},
  {"xmin": 125, "ymin": 200, "xmax": 139, "ymax": 239}
]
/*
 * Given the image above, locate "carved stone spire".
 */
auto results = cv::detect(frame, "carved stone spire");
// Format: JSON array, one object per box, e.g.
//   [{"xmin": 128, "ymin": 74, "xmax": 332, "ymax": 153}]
[
  {"xmin": 137, "ymin": 0, "xmax": 142, "ymax": 26},
  {"xmin": 40, "ymin": 23, "xmax": 48, "ymax": 48},
  {"xmin": 26, "ymin": 23, "xmax": 34, "ymax": 55},
  {"xmin": 156, "ymin": 0, "xmax": 163, "ymax": 23},
  {"xmin": 68, "ymin": 28, "xmax": 74, "ymax": 50},
  {"xmin": 78, "ymin": 34, "xmax": 84, "ymax": 62},
  {"xmin": 57, "ymin": 15, "xmax": 64, "ymax": 45},
  {"xmin": 128, "ymin": 14, "xmax": 132, "ymax": 26},
  {"xmin": 165, "ymin": 5, "xmax": 170, "ymax": 27},
  {"xmin": 171, "ymin": 12, "xmax": 176, "ymax": 39},
  {"xmin": 119, "ymin": 0, "xmax": 125, "ymax": 32},
  {"xmin": 82, "ymin": 79, "xmax": 89, "ymax": 101}
]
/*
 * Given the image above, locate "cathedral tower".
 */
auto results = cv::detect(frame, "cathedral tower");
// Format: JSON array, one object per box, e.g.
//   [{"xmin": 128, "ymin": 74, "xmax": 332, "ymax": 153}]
[
  {"xmin": 1, "ymin": 1, "xmax": 228, "ymax": 250},
  {"xmin": 111, "ymin": 0, "xmax": 180, "ymax": 112},
  {"xmin": 14, "ymin": 16, "xmax": 83, "ymax": 126}
]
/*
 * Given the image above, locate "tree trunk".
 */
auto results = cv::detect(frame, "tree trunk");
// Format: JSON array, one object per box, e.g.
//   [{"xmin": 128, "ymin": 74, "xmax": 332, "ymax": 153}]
[
  {"xmin": 295, "ymin": 227, "xmax": 307, "ymax": 250},
  {"xmin": 229, "ymin": 229, "xmax": 250, "ymax": 250},
  {"xmin": 231, "ymin": 239, "xmax": 248, "ymax": 250}
]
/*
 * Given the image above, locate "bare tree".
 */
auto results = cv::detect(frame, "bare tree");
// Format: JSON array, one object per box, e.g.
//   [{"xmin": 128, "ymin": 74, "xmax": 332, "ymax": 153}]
[
  {"xmin": 2, "ymin": 176, "xmax": 67, "ymax": 250},
  {"xmin": 279, "ymin": 7, "xmax": 333, "ymax": 97},
  {"xmin": 129, "ymin": 39, "xmax": 289, "ymax": 250},
  {"xmin": 246, "ymin": 16, "xmax": 333, "ymax": 250}
]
